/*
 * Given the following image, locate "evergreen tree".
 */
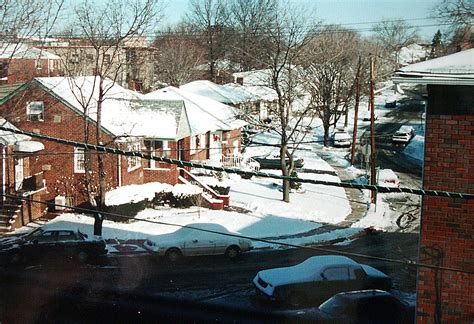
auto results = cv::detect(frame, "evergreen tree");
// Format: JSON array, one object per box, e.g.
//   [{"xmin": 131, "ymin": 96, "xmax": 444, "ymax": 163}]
[{"xmin": 430, "ymin": 30, "xmax": 443, "ymax": 58}]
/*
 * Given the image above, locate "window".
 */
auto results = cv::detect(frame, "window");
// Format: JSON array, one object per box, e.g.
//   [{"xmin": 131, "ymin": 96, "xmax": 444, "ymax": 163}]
[
  {"xmin": 74, "ymin": 147, "xmax": 92, "ymax": 173},
  {"xmin": 57, "ymin": 231, "xmax": 77, "ymax": 241},
  {"xmin": 145, "ymin": 140, "xmax": 169, "ymax": 169},
  {"xmin": 103, "ymin": 54, "xmax": 111, "ymax": 64},
  {"xmin": 27, "ymin": 101, "xmax": 44, "ymax": 121},
  {"xmin": 37, "ymin": 231, "xmax": 55, "ymax": 243},
  {"xmin": 127, "ymin": 142, "xmax": 141, "ymax": 171},
  {"xmin": 35, "ymin": 59, "xmax": 43, "ymax": 69},
  {"xmin": 70, "ymin": 53, "xmax": 80, "ymax": 64},
  {"xmin": 190, "ymin": 136, "xmax": 197, "ymax": 154},
  {"xmin": 86, "ymin": 54, "xmax": 94, "ymax": 62},
  {"xmin": 322, "ymin": 267, "xmax": 349, "ymax": 281},
  {"xmin": 200, "ymin": 134, "xmax": 206, "ymax": 150}
]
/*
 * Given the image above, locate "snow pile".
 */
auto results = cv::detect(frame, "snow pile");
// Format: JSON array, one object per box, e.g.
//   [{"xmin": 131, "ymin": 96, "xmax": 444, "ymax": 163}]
[
  {"xmin": 351, "ymin": 197, "xmax": 399, "ymax": 231},
  {"xmin": 172, "ymin": 184, "xmax": 203, "ymax": 199},
  {"xmin": 105, "ymin": 182, "xmax": 173, "ymax": 206}
]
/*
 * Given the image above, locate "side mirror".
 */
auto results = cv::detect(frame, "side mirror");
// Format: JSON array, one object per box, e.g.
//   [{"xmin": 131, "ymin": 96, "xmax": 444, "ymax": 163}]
[
  {"xmin": 321, "ymin": 273, "xmax": 327, "ymax": 280},
  {"xmin": 192, "ymin": 240, "xmax": 198, "ymax": 243}
]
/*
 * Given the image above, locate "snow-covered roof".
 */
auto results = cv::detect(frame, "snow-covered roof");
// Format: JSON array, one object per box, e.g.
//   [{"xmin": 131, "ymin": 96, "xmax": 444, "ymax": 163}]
[
  {"xmin": 221, "ymin": 83, "xmax": 260, "ymax": 103},
  {"xmin": 14, "ymin": 140, "xmax": 44, "ymax": 153},
  {"xmin": 233, "ymin": 69, "xmax": 272, "ymax": 86},
  {"xmin": 35, "ymin": 77, "xmax": 189, "ymax": 140},
  {"xmin": 180, "ymin": 80, "xmax": 236, "ymax": 104},
  {"xmin": 393, "ymin": 49, "xmax": 474, "ymax": 85},
  {"xmin": 0, "ymin": 43, "xmax": 60, "ymax": 60},
  {"xmin": 0, "ymin": 118, "xmax": 31, "ymax": 145},
  {"xmin": 239, "ymin": 85, "xmax": 278, "ymax": 102},
  {"xmin": 145, "ymin": 86, "xmax": 246, "ymax": 134}
]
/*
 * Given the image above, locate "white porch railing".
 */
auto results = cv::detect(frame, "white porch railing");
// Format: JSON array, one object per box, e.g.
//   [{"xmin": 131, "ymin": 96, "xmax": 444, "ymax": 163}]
[{"xmin": 191, "ymin": 154, "xmax": 260, "ymax": 173}]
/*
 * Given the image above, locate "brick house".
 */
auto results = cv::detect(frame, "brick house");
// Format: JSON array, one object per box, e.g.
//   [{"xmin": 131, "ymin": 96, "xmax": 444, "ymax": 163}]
[
  {"xmin": 0, "ymin": 77, "xmax": 192, "ymax": 207},
  {"xmin": 26, "ymin": 36, "xmax": 157, "ymax": 92},
  {"xmin": 144, "ymin": 86, "xmax": 247, "ymax": 163},
  {"xmin": 0, "ymin": 43, "xmax": 62, "ymax": 84},
  {"xmin": 0, "ymin": 117, "xmax": 46, "ymax": 232},
  {"xmin": 393, "ymin": 49, "xmax": 474, "ymax": 323}
]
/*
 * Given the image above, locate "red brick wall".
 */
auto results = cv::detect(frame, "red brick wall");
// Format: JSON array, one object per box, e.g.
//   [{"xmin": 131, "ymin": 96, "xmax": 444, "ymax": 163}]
[
  {"xmin": 222, "ymin": 129, "xmax": 242, "ymax": 156},
  {"xmin": 0, "ymin": 83, "xmax": 119, "ymax": 205},
  {"xmin": 417, "ymin": 85, "xmax": 474, "ymax": 323},
  {"xmin": 1, "ymin": 58, "xmax": 61, "ymax": 83}
]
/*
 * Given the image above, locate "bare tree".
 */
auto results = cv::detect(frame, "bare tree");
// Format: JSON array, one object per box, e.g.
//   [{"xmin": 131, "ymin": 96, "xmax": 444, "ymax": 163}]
[
  {"xmin": 186, "ymin": 0, "xmax": 231, "ymax": 82},
  {"xmin": 65, "ymin": 0, "xmax": 160, "ymax": 235},
  {"xmin": 227, "ymin": 0, "xmax": 276, "ymax": 70},
  {"xmin": 256, "ymin": 4, "xmax": 313, "ymax": 203},
  {"xmin": 0, "ymin": 0, "xmax": 64, "ymax": 78},
  {"xmin": 435, "ymin": 0, "xmax": 473, "ymax": 52},
  {"xmin": 154, "ymin": 24, "xmax": 206, "ymax": 86},
  {"xmin": 300, "ymin": 26, "xmax": 360, "ymax": 147},
  {"xmin": 373, "ymin": 19, "xmax": 418, "ymax": 70}
]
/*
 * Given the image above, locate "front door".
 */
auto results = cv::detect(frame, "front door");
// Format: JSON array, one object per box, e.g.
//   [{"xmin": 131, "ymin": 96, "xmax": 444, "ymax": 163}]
[
  {"xmin": 209, "ymin": 131, "xmax": 222, "ymax": 161},
  {"xmin": 14, "ymin": 157, "xmax": 24, "ymax": 191}
]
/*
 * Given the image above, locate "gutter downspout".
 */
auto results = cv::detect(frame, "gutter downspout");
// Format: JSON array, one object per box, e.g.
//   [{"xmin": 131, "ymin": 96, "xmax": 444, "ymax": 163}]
[{"xmin": 117, "ymin": 154, "xmax": 122, "ymax": 187}]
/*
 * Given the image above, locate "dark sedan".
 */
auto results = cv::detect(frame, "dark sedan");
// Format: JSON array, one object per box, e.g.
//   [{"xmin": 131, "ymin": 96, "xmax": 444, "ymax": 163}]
[
  {"xmin": 0, "ymin": 228, "xmax": 108, "ymax": 264},
  {"xmin": 319, "ymin": 290, "xmax": 415, "ymax": 324},
  {"xmin": 253, "ymin": 255, "xmax": 392, "ymax": 307},
  {"xmin": 252, "ymin": 156, "xmax": 304, "ymax": 170}
]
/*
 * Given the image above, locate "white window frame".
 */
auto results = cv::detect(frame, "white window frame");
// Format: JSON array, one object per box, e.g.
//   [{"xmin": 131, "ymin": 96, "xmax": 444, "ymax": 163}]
[
  {"xmin": 148, "ymin": 140, "xmax": 169, "ymax": 169},
  {"xmin": 35, "ymin": 59, "xmax": 43, "ymax": 70},
  {"xmin": 190, "ymin": 136, "xmax": 197, "ymax": 155},
  {"xmin": 199, "ymin": 134, "xmax": 206, "ymax": 150},
  {"xmin": 26, "ymin": 101, "xmax": 44, "ymax": 121},
  {"xmin": 74, "ymin": 147, "xmax": 87, "ymax": 173},
  {"xmin": 127, "ymin": 142, "xmax": 141, "ymax": 172}
]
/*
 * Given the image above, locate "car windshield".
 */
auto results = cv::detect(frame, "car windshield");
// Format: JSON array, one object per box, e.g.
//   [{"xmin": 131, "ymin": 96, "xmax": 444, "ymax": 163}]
[{"xmin": 2, "ymin": 1, "xmax": 466, "ymax": 323}]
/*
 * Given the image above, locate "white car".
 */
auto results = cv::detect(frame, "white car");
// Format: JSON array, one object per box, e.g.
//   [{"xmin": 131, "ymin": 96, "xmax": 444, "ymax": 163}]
[
  {"xmin": 392, "ymin": 125, "xmax": 415, "ymax": 144},
  {"xmin": 143, "ymin": 223, "xmax": 253, "ymax": 262},
  {"xmin": 332, "ymin": 129, "xmax": 351, "ymax": 147},
  {"xmin": 377, "ymin": 169, "xmax": 400, "ymax": 188}
]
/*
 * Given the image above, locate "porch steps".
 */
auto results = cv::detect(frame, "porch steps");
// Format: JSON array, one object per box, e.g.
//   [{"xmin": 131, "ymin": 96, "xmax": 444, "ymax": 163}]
[
  {"xmin": 0, "ymin": 199, "xmax": 22, "ymax": 233},
  {"xmin": 178, "ymin": 170, "xmax": 228, "ymax": 210}
]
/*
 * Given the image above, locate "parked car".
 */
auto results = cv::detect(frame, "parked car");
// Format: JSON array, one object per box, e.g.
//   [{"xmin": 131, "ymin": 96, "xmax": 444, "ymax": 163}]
[
  {"xmin": 0, "ymin": 228, "xmax": 108, "ymax": 264},
  {"xmin": 319, "ymin": 290, "xmax": 415, "ymax": 324},
  {"xmin": 392, "ymin": 125, "xmax": 415, "ymax": 144},
  {"xmin": 385, "ymin": 100, "xmax": 397, "ymax": 108},
  {"xmin": 143, "ymin": 223, "xmax": 253, "ymax": 262},
  {"xmin": 377, "ymin": 169, "xmax": 400, "ymax": 188},
  {"xmin": 252, "ymin": 155, "xmax": 304, "ymax": 169},
  {"xmin": 332, "ymin": 128, "xmax": 351, "ymax": 147},
  {"xmin": 253, "ymin": 255, "xmax": 392, "ymax": 307},
  {"xmin": 362, "ymin": 114, "xmax": 378, "ymax": 121}
]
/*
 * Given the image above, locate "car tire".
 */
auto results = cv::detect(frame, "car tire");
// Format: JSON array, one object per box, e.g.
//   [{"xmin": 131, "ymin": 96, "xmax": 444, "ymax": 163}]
[
  {"xmin": 77, "ymin": 251, "xmax": 89, "ymax": 263},
  {"xmin": 225, "ymin": 246, "xmax": 240, "ymax": 259},
  {"xmin": 165, "ymin": 248, "xmax": 182, "ymax": 263}
]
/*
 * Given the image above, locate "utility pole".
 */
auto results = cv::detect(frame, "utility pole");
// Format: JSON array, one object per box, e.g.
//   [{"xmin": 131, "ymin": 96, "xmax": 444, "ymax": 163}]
[
  {"xmin": 351, "ymin": 56, "xmax": 362, "ymax": 166},
  {"xmin": 369, "ymin": 55, "xmax": 377, "ymax": 204}
]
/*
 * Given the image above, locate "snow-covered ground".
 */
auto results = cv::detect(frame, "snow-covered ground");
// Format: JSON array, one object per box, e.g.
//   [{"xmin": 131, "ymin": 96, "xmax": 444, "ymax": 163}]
[{"xmin": 17, "ymin": 82, "xmax": 423, "ymax": 250}]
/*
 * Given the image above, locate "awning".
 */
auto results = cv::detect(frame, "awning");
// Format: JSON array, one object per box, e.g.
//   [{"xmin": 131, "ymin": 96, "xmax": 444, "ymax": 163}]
[{"xmin": 14, "ymin": 141, "xmax": 44, "ymax": 153}]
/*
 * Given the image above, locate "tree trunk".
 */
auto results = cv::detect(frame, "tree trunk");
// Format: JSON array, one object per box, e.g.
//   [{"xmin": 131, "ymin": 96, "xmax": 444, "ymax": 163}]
[
  {"xmin": 280, "ymin": 144, "xmax": 290, "ymax": 203},
  {"xmin": 94, "ymin": 76, "xmax": 107, "ymax": 236}
]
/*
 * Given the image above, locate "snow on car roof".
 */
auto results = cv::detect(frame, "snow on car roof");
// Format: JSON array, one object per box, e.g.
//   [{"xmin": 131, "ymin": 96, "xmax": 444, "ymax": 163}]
[
  {"xmin": 259, "ymin": 255, "xmax": 358, "ymax": 286},
  {"xmin": 397, "ymin": 125, "xmax": 414, "ymax": 133}
]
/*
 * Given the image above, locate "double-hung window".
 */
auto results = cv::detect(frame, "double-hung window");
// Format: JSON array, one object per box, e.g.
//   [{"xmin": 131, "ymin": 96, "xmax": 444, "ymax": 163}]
[
  {"xmin": 74, "ymin": 147, "xmax": 91, "ymax": 173},
  {"xmin": 27, "ymin": 101, "xmax": 44, "ymax": 121},
  {"xmin": 127, "ymin": 142, "xmax": 141, "ymax": 171}
]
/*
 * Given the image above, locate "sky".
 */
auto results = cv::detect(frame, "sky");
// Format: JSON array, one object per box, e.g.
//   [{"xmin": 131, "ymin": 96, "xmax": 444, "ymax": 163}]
[{"xmin": 160, "ymin": 0, "xmax": 444, "ymax": 41}]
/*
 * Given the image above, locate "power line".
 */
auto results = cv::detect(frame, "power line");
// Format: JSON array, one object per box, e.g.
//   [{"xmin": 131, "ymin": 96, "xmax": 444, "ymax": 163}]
[
  {"xmin": 3, "ymin": 192, "xmax": 473, "ymax": 276},
  {"xmin": 1, "ymin": 125, "xmax": 473, "ymax": 199}
]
